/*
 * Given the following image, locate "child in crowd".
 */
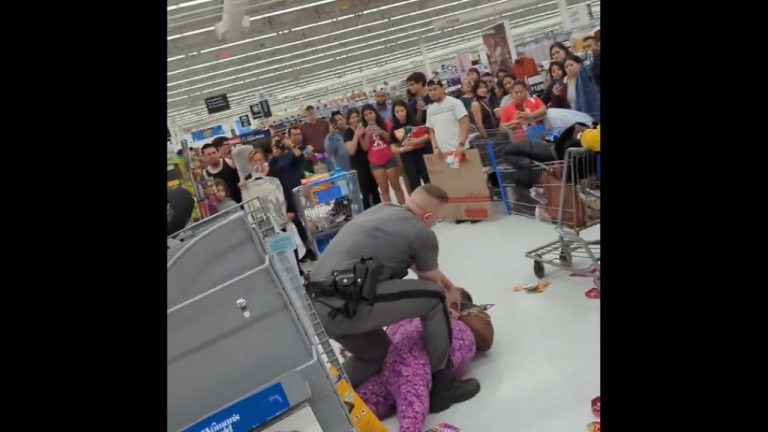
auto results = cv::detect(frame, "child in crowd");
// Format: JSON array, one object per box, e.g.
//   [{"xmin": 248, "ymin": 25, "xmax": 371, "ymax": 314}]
[{"xmin": 213, "ymin": 179, "xmax": 238, "ymax": 211}]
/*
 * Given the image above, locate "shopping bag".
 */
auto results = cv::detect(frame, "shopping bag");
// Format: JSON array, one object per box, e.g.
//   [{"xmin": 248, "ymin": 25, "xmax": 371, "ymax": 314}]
[{"xmin": 537, "ymin": 165, "xmax": 587, "ymax": 229}]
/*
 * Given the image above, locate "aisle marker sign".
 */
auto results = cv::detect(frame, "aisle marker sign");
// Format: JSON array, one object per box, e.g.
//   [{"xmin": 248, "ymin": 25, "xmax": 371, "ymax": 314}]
[
  {"xmin": 205, "ymin": 94, "xmax": 230, "ymax": 114},
  {"xmin": 250, "ymin": 100, "xmax": 272, "ymax": 119}
]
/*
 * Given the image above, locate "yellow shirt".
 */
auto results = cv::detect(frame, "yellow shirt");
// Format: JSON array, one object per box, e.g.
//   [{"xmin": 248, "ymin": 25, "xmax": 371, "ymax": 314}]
[{"xmin": 580, "ymin": 125, "xmax": 600, "ymax": 152}]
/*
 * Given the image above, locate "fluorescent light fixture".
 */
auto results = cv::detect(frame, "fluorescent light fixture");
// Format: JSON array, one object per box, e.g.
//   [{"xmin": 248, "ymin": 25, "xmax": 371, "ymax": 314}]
[{"xmin": 167, "ymin": 0, "xmax": 213, "ymax": 12}]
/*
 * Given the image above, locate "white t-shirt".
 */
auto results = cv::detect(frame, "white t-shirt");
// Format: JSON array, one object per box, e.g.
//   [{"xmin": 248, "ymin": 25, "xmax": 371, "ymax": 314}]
[{"xmin": 425, "ymin": 96, "xmax": 468, "ymax": 153}]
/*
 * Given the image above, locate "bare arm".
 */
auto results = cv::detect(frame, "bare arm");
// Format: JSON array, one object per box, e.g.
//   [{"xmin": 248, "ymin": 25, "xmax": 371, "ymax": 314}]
[
  {"xmin": 458, "ymin": 114, "xmax": 470, "ymax": 146},
  {"xmin": 471, "ymin": 102, "xmax": 487, "ymax": 138},
  {"xmin": 345, "ymin": 135, "xmax": 358, "ymax": 156},
  {"xmin": 360, "ymin": 130, "xmax": 371, "ymax": 151},
  {"xmin": 417, "ymin": 268, "xmax": 460, "ymax": 312}
]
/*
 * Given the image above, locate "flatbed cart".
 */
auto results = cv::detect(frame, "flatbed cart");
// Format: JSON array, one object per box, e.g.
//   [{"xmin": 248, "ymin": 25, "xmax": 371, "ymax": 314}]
[
  {"xmin": 293, "ymin": 169, "xmax": 364, "ymax": 254},
  {"xmin": 167, "ymin": 197, "xmax": 355, "ymax": 432}
]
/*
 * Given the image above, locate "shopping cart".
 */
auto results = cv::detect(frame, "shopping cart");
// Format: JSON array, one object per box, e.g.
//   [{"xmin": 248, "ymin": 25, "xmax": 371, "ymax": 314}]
[
  {"xmin": 524, "ymin": 147, "xmax": 599, "ymax": 284},
  {"xmin": 473, "ymin": 132, "xmax": 600, "ymax": 285},
  {"xmin": 293, "ymin": 169, "xmax": 364, "ymax": 254}
]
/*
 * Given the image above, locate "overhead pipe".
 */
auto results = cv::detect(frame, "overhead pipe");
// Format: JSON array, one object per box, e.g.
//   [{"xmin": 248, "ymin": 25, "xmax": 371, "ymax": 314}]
[{"xmin": 214, "ymin": 0, "xmax": 250, "ymax": 41}]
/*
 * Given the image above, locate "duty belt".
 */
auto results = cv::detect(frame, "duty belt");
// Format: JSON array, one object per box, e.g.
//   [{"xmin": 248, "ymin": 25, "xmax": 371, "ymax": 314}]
[{"xmin": 306, "ymin": 257, "xmax": 380, "ymax": 319}]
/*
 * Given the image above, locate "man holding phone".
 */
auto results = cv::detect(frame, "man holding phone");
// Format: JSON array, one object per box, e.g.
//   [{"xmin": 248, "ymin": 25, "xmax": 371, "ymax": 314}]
[
  {"xmin": 406, "ymin": 72, "xmax": 434, "ymax": 127},
  {"xmin": 269, "ymin": 130, "xmax": 318, "ymax": 262}
]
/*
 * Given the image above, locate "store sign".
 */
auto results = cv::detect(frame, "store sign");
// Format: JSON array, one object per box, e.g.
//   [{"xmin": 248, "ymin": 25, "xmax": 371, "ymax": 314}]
[
  {"xmin": 191, "ymin": 125, "xmax": 226, "ymax": 142},
  {"xmin": 527, "ymin": 75, "xmax": 545, "ymax": 97},
  {"xmin": 205, "ymin": 94, "xmax": 231, "ymax": 114},
  {"xmin": 250, "ymin": 100, "xmax": 272, "ymax": 119},
  {"xmin": 566, "ymin": 4, "xmax": 591, "ymax": 30},
  {"xmin": 240, "ymin": 129, "xmax": 271, "ymax": 144},
  {"xmin": 239, "ymin": 114, "xmax": 252, "ymax": 128},
  {"xmin": 179, "ymin": 382, "xmax": 291, "ymax": 432}
]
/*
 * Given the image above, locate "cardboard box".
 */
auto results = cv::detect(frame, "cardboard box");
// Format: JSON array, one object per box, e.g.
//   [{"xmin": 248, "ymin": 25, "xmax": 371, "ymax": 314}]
[
  {"xmin": 424, "ymin": 148, "xmax": 492, "ymax": 221},
  {"xmin": 328, "ymin": 366, "xmax": 388, "ymax": 432}
]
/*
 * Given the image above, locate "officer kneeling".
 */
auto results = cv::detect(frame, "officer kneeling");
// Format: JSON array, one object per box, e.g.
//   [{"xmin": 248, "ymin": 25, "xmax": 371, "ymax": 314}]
[{"xmin": 307, "ymin": 184, "xmax": 480, "ymax": 413}]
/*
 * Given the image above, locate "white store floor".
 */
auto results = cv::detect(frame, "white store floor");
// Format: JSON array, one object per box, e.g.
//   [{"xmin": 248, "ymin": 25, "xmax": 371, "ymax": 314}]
[{"xmin": 269, "ymin": 205, "xmax": 600, "ymax": 431}]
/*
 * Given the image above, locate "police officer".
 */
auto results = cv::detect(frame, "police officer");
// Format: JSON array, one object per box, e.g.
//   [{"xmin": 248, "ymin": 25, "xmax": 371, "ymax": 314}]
[{"xmin": 308, "ymin": 185, "xmax": 481, "ymax": 413}]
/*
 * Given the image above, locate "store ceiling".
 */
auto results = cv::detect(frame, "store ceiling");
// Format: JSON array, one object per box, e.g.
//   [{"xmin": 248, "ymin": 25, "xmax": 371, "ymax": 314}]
[{"xmin": 167, "ymin": 0, "xmax": 599, "ymax": 130}]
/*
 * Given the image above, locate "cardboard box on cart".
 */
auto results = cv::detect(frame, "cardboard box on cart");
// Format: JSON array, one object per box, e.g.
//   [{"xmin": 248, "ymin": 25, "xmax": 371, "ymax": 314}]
[{"xmin": 424, "ymin": 148, "xmax": 492, "ymax": 221}]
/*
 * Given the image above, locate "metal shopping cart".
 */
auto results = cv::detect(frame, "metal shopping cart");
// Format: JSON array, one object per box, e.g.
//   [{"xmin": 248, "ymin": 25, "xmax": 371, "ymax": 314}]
[
  {"xmin": 167, "ymin": 197, "xmax": 356, "ymax": 432},
  {"xmin": 293, "ymin": 170, "xmax": 364, "ymax": 254},
  {"xmin": 473, "ymin": 131, "xmax": 600, "ymax": 286}
]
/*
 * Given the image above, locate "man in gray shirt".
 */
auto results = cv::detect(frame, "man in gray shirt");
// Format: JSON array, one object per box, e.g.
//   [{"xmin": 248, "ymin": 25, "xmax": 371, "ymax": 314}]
[{"xmin": 308, "ymin": 185, "xmax": 480, "ymax": 413}]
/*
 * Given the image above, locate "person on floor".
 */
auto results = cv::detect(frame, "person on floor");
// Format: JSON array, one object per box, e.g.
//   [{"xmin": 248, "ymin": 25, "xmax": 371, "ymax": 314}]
[
  {"xmin": 202, "ymin": 142, "xmax": 242, "ymax": 203},
  {"xmin": 307, "ymin": 185, "xmax": 480, "ymax": 413},
  {"xmin": 355, "ymin": 288, "xmax": 493, "ymax": 432},
  {"xmin": 359, "ymin": 104, "xmax": 405, "ymax": 205},
  {"xmin": 389, "ymin": 100, "xmax": 430, "ymax": 193},
  {"xmin": 269, "ymin": 132, "xmax": 318, "ymax": 262},
  {"xmin": 344, "ymin": 107, "xmax": 382, "ymax": 209}
]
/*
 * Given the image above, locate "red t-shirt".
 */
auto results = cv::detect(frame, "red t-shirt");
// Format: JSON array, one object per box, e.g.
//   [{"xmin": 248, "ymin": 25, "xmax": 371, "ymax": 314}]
[
  {"xmin": 367, "ymin": 120, "xmax": 394, "ymax": 166},
  {"xmin": 500, "ymin": 96, "xmax": 545, "ymax": 141}
]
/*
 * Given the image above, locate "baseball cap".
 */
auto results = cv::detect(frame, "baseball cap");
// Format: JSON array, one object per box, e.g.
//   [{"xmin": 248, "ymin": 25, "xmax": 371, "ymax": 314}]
[{"xmin": 427, "ymin": 77, "xmax": 444, "ymax": 87}]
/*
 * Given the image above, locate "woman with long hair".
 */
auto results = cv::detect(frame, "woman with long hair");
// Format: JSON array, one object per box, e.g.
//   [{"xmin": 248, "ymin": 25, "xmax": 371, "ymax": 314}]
[
  {"xmin": 562, "ymin": 54, "xmax": 600, "ymax": 119},
  {"xmin": 496, "ymin": 75, "xmax": 518, "ymax": 110},
  {"xmin": 541, "ymin": 61, "xmax": 568, "ymax": 108},
  {"xmin": 359, "ymin": 104, "xmax": 405, "ymax": 204},
  {"xmin": 470, "ymin": 80, "xmax": 498, "ymax": 139},
  {"xmin": 459, "ymin": 79, "xmax": 475, "ymax": 113},
  {"xmin": 389, "ymin": 100, "xmax": 430, "ymax": 192},
  {"xmin": 344, "ymin": 107, "xmax": 381, "ymax": 209}
]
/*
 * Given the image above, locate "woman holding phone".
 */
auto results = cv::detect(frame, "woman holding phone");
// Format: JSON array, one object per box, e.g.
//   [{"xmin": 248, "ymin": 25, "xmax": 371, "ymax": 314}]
[
  {"xmin": 541, "ymin": 61, "xmax": 569, "ymax": 108},
  {"xmin": 344, "ymin": 107, "xmax": 381, "ymax": 209},
  {"xmin": 389, "ymin": 100, "xmax": 430, "ymax": 192},
  {"xmin": 359, "ymin": 104, "xmax": 404, "ymax": 205}
]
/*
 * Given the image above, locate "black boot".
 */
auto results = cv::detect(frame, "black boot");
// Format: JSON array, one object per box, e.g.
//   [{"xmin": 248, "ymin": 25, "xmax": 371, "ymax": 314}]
[{"xmin": 429, "ymin": 366, "xmax": 481, "ymax": 413}]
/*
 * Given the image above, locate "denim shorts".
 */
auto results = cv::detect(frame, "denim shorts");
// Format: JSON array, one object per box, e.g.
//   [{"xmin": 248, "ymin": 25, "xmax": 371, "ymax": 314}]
[{"xmin": 369, "ymin": 157, "xmax": 397, "ymax": 171}]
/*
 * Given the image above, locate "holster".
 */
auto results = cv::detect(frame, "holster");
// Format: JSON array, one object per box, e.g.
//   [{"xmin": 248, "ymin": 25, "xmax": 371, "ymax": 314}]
[{"xmin": 305, "ymin": 257, "xmax": 382, "ymax": 319}]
